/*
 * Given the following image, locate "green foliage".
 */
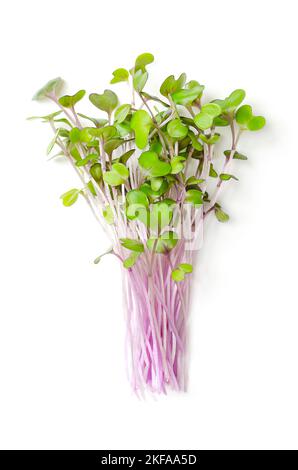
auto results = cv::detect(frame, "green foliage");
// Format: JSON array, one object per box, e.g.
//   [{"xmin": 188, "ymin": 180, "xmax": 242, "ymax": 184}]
[
  {"xmin": 123, "ymin": 251, "xmax": 140, "ymax": 268},
  {"xmin": 219, "ymin": 173, "xmax": 239, "ymax": 181},
  {"xmin": 138, "ymin": 151, "xmax": 171, "ymax": 177},
  {"xmin": 214, "ymin": 205, "xmax": 229, "ymax": 222},
  {"xmin": 120, "ymin": 238, "xmax": 144, "ymax": 252},
  {"xmin": 171, "ymin": 263, "xmax": 193, "ymax": 282},
  {"xmin": 133, "ymin": 70, "xmax": 148, "ymax": 92},
  {"xmin": 89, "ymin": 90, "xmax": 118, "ymax": 114},
  {"xmin": 130, "ymin": 110, "xmax": 152, "ymax": 149},
  {"xmin": 135, "ymin": 53, "xmax": 154, "ymax": 72},
  {"xmin": 110, "ymin": 68, "xmax": 129, "ymax": 84},
  {"xmin": 167, "ymin": 119, "xmax": 188, "ymax": 140},
  {"xmin": 160, "ymin": 73, "xmax": 186, "ymax": 97},
  {"xmin": 194, "ymin": 103, "xmax": 222, "ymax": 130},
  {"xmin": 236, "ymin": 105, "xmax": 266, "ymax": 131},
  {"xmin": 58, "ymin": 90, "xmax": 85, "ymax": 108},
  {"xmin": 90, "ymin": 163, "xmax": 102, "ymax": 182},
  {"xmin": 114, "ymin": 104, "xmax": 131, "ymax": 123},
  {"xmin": 147, "ymin": 231, "xmax": 178, "ymax": 253},
  {"xmin": 32, "ymin": 77, "xmax": 64, "ymax": 100},
  {"xmin": 103, "ymin": 206, "xmax": 114, "ymax": 224},
  {"xmin": 103, "ymin": 163, "xmax": 129, "ymax": 186},
  {"xmin": 185, "ymin": 189, "xmax": 203, "ymax": 206},
  {"xmin": 60, "ymin": 189, "xmax": 80, "ymax": 207}
]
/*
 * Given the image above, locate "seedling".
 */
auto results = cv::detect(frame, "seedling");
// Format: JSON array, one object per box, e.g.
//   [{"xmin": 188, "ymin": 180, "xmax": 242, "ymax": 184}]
[{"xmin": 30, "ymin": 54, "xmax": 265, "ymax": 394}]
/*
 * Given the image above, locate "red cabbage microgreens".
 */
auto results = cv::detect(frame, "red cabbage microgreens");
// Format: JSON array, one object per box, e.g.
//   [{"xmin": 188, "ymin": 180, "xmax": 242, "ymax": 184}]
[{"xmin": 30, "ymin": 53, "xmax": 265, "ymax": 395}]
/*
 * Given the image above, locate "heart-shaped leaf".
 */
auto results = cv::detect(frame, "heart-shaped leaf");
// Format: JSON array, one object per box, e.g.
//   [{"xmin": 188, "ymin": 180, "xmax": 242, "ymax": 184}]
[
  {"xmin": 110, "ymin": 68, "xmax": 129, "ymax": 84},
  {"xmin": 130, "ymin": 110, "xmax": 152, "ymax": 149},
  {"xmin": 59, "ymin": 90, "xmax": 85, "ymax": 108},
  {"xmin": 200, "ymin": 133, "xmax": 221, "ymax": 145},
  {"xmin": 140, "ymin": 180, "xmax": 169, "ymax": 199},
  {"xmin": 167, "ymin": 119, "xmax": 188, "ymax": 140},
  {"xmin": 89, "ymin": 90, "xmax": 118, "ymax": 114},
  {"xmin": 103, "ymin": 163, "xmax": 129, "ymax": 186},
  {"xmin": 135, "ymin": 52, "xmax": 154, "ymax": 72},
  {"xmin": 160, "ymin": 73, "xmax": 186, "ymax": 97},
  {"xmin": 171, "ymin": 263, "xmax": 193, "ymax": 282},
  {"xmin": 225, "ymin": 89, "xmax": 246, "ymax": 109},
  {"xmin": 224, "ymin": 150, "xmax": 248, "ymax": 161},
  {"xmin": 172, "ymin": 82, "xmax": 204, "ymax": 106},
  {"xmin": 138, "ymin": 151, "xmax": 171, "ymax": 177}
]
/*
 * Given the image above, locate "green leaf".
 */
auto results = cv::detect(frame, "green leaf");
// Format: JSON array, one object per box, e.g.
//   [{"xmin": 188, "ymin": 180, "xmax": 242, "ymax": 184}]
[
  {"xmin": 130, "ymin": 110, "xmax": 152, "ymax": 149},
  {"xmin": 140, "ymin": 180, "xmax": 169, "ymax": 199},
  {"xmin": 119, "ymin": 149, "xmax": 135, "ymax": 164},
  {"xmin": 87, "ymin": 180, "xmax": 97, "ymax": 196},
  {"xmin": 209, "ymin": 163, "xmax": 218, "ymax": 177},
  {"xmin": 200, "ymin": 133, "xmax": 221, "ymax": 145},
  {"xmin": 103, "ymin": 163, "xmax": 129, "ymax": 186},
  {"xmin": 27, "ymin": 111, "xmax": 62, "ymax": 122},
  {"xmin": 186, "ymin": 176, "xmax": 205, "ymax": 185},
  {"xmin": 46, "ymin": 129, "xmax": 59, "ymax": 155},
  {"xmin": 179, "ymin": 263, "xmax": 193, "ymax": 273},
  {"xmin": 171, "ymin": 269, "xmax": 185, "ymax": 282},
  {"xmin": 189, "ymin": 131, "xmax": 203, "ymax": 151},
  {"xmin": 138, "ymin": 151, "xmax": 171, "ymax": 177},
  {"xmin": 69, "ymin": 127, "xmax": 81, "ymax": 143},
  {"xmin": 114, "ymin": 104, "xmax": 131, "ymax": 124},
  {"xmin": 88, "ymin": 125, "xmax": 117, "ymax": 141},
  {"xmin": 60, "ymin": 188, "xmax": 80, "ymax": 207},
  {"xmin": 123, "ymin": 251, "xmax": 141, "ymax": 269},
  {"xmin": 171, "ymin": 156, "xmax": 185, "ymax": 174},
  {"xmin": 103, "ymin": 206, "xmax": 114, "ymax": 224},
  {"xmin": 77, "ymin": 114, "xmax": 108, "ymax": 127},
  {"xmin": 133, "ymin": 69, "xmax": 148, "ymax": 92},
  {"xmin": 185, "ymin": 189, "xmax": 203, "ymax": 206},
  {"xmin": 219, "ymin": 173, "xmax": 239, "ymax": 181},
  {"xmin": 226, "ymin": 89, "xmax": 246, "ymax": 109},
  {"xmin": 89, "ymin": 90, "xmax": 118, "ymax": 114},
  {"xmin": 120, "ymin": 238, "xmax": 144, "ymax": 252},
  {"xmin": 147, "ymin": 231, "xmax": 178, "ymax": 253},
  {"xmin": 235, "ymin": 105, "xmax": 252, "ymax": 125},
  {"xmin": 224, "ymin": 150, "xmax": 248, "ymax": 160},
  {"xmin": 201, "ymin": 103, "xmax": 222, "ymax": 118},
  {"xmin": 150, "ymin": 177, "xmax": 164, "ymax": 191},
  {"xmin": 160, "ymin": 73, "xmax": 186, "ymax": 97},
  {"xmin": 104, "ymin": 138, "xmax": 123, "ymax": 155},
  {"xmin": 247, "ymin": 116, "xmax": 266, "ymax": 131},
  {"xmin": 171, "ymin": 84, "xmax": 204, "ymax": 106},
  {"xmin": 213, "ymin": 116, "xmax": 230, "ymax": 127},
  {"xmin": 167, "ymin": 119, "xmax": 188, "ymax": 140},
  {"xmin": 32, "ymin": 77, "xmax": 64, "ymax": 101},
  {"xmin": 76, "ymin": 153, "xmax": 98, "ymax": 167},
  {"xmin": 110, "ymin": 68, "xmax": 129, "ymax": 84},
  {"xmin": 135, "ymin": 52, "xmax": 154, "ymax": 72},
  {"xmin": 126, "ymin": 189, "xmax": 149, "ymax": 207},
  {"xmin": 90, "ymin": 163, "xmax": 102, "ymax": 182},
  {"xmin": 215, "ymin": 206, "xmax": 229, "ymax": 222},
  {"xmin": 58, "ymin": 89, "xmax": 85, "ymax": 108},
  {"xmin": 194, "ymin": 113, "xmax": 213, "ymax": 130}
]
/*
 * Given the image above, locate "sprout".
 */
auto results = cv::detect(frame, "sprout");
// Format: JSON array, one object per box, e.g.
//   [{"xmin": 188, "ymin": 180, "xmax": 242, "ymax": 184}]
[{"xmin": 31, "ymin": 54, "xmax": 266, "ymax": 394}]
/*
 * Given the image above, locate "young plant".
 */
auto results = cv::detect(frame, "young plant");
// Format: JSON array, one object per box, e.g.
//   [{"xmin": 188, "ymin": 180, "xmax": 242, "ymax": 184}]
[{"xmin": 30, "ymin": 53, "xmax": 265, "ymax": 394}]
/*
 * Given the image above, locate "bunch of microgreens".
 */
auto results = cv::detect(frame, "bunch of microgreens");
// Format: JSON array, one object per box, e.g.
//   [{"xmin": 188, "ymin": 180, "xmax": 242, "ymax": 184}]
[{"xmin": 30, "ymin": 53, "xmax": 265, "ymax": 394}]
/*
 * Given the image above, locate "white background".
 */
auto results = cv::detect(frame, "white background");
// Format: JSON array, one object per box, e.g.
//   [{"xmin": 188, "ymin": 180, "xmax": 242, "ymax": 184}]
[{"xmin": 0, "ymin": 0, "xmax": 297, "ymax": 450}]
